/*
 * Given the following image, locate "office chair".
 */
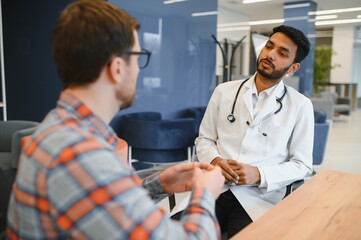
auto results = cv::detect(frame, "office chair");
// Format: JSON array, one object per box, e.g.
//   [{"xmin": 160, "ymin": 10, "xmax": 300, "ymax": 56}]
[{"xmin": 284, "ymin": 110, "xmax": 330, "ymax": 198}]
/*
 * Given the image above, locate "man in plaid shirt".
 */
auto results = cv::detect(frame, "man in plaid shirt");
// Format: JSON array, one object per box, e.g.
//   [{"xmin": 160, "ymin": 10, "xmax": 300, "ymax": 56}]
[{"xmin": 6, "ymin": 0, "xmax": 224, "ymax": 239}]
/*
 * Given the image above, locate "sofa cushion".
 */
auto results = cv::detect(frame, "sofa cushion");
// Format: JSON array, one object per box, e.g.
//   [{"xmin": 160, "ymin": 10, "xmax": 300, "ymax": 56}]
[{"xmin": 0, "ymin": 153, "xmax": 13, "ymax": 170}]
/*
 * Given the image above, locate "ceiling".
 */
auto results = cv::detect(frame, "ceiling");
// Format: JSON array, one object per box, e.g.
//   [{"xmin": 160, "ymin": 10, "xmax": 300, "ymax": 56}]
[{"xmin": 218, "ymin": 0, "xmax": 361, "ymax": 33}]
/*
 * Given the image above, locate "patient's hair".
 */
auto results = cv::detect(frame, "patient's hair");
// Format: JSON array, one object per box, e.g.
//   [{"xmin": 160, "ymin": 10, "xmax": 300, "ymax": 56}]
[
  {"xmin": 52, "ymin": 0, "xmax": 140, "ymax": 88},
  {"xmin": 271, "ymin": 25, "xmax": 310, "ymax": 63}
]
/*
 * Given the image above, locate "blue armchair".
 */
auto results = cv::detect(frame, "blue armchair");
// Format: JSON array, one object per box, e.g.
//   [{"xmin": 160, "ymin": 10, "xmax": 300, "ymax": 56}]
[
  {"xmin": 313, "ymin": 110, "xmax": 330, "ymax": 166},
  {"xmin": 179, "ymin": 106, "xmax": 206, "ymax": 139},
  {"xmin": 119, "ymin": 112, "xmax": 196, "ymax": 171}
]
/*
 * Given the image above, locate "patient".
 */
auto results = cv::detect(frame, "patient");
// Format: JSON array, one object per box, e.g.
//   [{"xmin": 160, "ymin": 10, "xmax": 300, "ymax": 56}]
[{"xmin": 6, "ymin": 1, "xmax": 224, "ymax": 239}]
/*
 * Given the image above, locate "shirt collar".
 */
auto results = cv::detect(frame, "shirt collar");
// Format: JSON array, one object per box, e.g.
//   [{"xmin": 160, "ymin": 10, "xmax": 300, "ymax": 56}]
[
  {"xmin": 250, "ymin": 74, "xmax": 278, "ymax": 97},
  {"xmin": 57, "ymin": 91, "xmax": 119, "ymax": 147}
]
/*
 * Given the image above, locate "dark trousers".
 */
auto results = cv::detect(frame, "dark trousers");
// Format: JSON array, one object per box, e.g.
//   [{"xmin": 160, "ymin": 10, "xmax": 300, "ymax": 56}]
[{"xmin": 216, "ymin": 189, "xmax": 253, "ymax": 239}]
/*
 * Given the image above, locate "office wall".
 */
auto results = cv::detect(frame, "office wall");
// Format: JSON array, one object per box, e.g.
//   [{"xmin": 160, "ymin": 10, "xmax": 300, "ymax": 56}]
[
  {"xmin": 1, "ymin": 0, "xmax": 71, "ymax": 121},
  {"xmin": 1, "ymin": 0, "xmax": 217, "ymax": 124},
  {"xmin": 330, "ymin": 26, "xmax": 354, "ymax": 85}
]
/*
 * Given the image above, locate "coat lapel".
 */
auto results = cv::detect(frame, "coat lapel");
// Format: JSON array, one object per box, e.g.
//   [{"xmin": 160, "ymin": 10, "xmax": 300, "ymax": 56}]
[
  {"xmin": 252, "ymin": 81, "xmax": 285, "ymax": 125},
  {"xmin": 242, "ymin": 81, "xmax": 254, "ymax": 120}
]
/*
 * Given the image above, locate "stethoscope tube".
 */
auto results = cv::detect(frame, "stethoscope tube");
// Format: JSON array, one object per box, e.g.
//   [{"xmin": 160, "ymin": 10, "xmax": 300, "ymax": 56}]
[
  {"xmin": 227, "ymin": 78, "xmax": 287, "ymax": 123},
  {"xmin": 227, "ymin": 78, "xmax": 249, "ymax": 123}
]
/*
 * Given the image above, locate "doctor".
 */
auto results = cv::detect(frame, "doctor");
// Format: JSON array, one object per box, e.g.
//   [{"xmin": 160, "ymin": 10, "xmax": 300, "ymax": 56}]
[{"xmin": 195, "ymin": 25, "xmax": 314, "ymax": 238}]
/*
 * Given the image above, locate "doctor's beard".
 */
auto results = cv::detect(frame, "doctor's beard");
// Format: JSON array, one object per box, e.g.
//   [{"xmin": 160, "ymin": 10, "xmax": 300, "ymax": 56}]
[{"xmin": 257, "ymin": 58, "xmax": 292, "ymax": 80}]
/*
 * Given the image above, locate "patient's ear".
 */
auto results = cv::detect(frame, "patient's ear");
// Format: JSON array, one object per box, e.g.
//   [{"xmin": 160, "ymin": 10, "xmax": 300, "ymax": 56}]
[{"xmin": 108, "ymin": 57, "xmax": 124, "ymax": 84}]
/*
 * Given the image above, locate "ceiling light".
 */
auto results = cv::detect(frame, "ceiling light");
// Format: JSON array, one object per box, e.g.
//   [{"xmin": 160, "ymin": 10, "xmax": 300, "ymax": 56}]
[
  {"xmin": 315, "ymin": 15, "xmax": 338, "ymax": 20},
  {"xmin": 284, "ymin": 3, "xmax": 310, "ymax": 9},
  {"xmin": 217, "ymin": 13, "xmax": 360, "ymax": 29},
  {"xmin": 218, "ymin": 22, "xmax": 249, "ymax": 28},
  {"xmin": 163, "ymin": 0, "xmax": 188, "ymax": 4},
  {"xmin": 192, "ymin": 11, "xmax": 218, "ymax": 17},
  {"xmin": 249, "ymin": 19, "xmax": 284, "ymax": 25},
  {"xmin": 316, "ymin": 18, "xmax": 361, "ymax": 26},
  {"xmin": 218, "ymin": 26, "xmax": 251, "ymax": 32},
  {"xmin": 309, "ymin": 7, "xmax": 361, "ymax": 16},
  {"xmin": 243, "ymin": 0, "xmax": 271, "ymax": 4},
  {"xmin": 218, "ymin": 18, "xmax": 284, "ymax": 28}
]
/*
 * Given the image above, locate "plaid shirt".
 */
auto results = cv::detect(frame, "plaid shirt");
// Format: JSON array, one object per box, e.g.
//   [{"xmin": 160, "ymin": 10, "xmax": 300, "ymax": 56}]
[{"xmin": 7, "ymin": 92, "xmax": 220, "ymax": 239}]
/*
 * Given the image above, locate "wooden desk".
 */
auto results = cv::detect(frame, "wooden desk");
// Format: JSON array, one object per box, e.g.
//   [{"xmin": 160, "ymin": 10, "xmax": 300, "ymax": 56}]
[{"xmin": 232, "ymin": 170, "xmax": 361, "ymax": 240}]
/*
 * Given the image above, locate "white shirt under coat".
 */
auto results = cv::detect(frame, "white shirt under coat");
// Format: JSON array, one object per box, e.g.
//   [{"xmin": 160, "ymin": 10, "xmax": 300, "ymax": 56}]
[{"xmin": 195, "ymin": 73, "xmax": 314, "ymax": 220}]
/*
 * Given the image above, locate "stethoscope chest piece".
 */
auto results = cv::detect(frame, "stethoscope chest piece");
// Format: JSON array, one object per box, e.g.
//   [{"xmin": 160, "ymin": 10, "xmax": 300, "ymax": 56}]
[{"xmin": 227, "ymin": 114, "xmax": 235, "ymax": 123}]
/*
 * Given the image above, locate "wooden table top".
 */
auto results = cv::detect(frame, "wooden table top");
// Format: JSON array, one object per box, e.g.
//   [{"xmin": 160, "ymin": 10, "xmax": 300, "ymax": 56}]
[{"xmin": 231, "ymin": 170, "xmax": 361, "ymax": 240}]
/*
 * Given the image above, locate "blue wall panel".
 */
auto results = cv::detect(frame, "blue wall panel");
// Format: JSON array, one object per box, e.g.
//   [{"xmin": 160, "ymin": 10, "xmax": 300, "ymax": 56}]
[
  {"xmin": 284, "ymin": 1, "xmax": 317, "ymax": 96},
  {"xmin": 110, "ymin": 0, "xmax": 217, "ymax": 123}
]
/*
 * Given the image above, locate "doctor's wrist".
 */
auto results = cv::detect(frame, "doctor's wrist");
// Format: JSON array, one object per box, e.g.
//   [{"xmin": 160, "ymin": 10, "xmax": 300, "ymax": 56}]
[{"xmin": 210, "ymin": 157, "xmax": 224, "ymax": 166}]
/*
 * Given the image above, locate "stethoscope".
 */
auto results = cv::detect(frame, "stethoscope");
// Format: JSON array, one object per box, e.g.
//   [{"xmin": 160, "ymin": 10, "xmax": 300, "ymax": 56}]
[{"xmin": 227, "ymin": 78, "xmax": 288, "ymax": 123}]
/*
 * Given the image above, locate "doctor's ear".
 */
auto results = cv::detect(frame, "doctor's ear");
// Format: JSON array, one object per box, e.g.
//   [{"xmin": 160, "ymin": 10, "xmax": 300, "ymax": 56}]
[{"xmin": 288, "ymin": 63, "xmax": 300, "ymax": 75}]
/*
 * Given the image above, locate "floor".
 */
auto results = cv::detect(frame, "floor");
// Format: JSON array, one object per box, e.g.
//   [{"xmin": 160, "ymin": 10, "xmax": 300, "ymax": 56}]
[{"xmin": 319, "ymin": 109, "xmax": 361, "ymax": 174}]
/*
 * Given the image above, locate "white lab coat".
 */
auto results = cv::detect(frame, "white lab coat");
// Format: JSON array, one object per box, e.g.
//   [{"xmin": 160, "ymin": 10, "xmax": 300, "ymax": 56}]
[{"xmin": 195, "ymin": 74, "xmax": 314, "ymax": 220}]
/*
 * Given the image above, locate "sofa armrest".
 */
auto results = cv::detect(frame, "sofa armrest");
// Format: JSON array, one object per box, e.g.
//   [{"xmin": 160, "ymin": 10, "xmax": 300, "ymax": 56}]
[
  {"xmin": 337, "ymin": 97, "xmax": 351, "ymax": 105},
  {"xmin": 313, "ymin": 121, "xmax": 330, "ymax": 165},
  {"xmin": 11, "ymin": 127, "xmax": 38, "ymax": 168}
]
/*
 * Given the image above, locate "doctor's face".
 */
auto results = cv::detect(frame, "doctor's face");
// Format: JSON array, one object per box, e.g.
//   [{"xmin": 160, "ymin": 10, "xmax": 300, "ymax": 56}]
[{"xmin": 257, "ymin": 32, "xmax": 298, "ymax": 80}]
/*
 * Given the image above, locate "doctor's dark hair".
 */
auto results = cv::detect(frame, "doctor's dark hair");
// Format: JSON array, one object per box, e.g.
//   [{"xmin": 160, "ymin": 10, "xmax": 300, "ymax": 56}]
[
  {"xmin": 270, "ymin": 25, "xmax": 310, "ymax": 64},
  {"xmin": 52, "ymin": 0, "xmax": 140, "ymax": 89}
]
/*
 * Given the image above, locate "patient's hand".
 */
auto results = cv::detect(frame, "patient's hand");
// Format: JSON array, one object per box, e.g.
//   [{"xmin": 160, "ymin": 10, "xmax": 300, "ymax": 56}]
[{"xmin": 159, "ymin": 162, "xmax": 221, "ymax": 193}]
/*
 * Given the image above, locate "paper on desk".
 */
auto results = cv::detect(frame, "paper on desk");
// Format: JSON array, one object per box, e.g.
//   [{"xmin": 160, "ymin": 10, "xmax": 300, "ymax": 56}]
[
  {"xmin": 169, "ymin": 191, "xmax": 192, "ymax": 217},
  {"xmin": 229, "ymin": 184, "xmax": 276, "ymax": 220}
]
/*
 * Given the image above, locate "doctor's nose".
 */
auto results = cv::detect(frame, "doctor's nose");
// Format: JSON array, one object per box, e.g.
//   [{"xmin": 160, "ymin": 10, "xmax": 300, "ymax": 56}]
[{"xmin": 267, "ymin": 49, "xmax": 276, "ymax": 60}]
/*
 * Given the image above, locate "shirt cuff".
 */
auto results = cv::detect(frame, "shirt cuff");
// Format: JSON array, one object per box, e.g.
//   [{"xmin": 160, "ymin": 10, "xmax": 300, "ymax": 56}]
[
  {"xmin": 257, "ymin": 166, "xmax": 267, "ymax": 188},
  {"xmin": 143, "ymin": 172, "xmax": 164, "ymax": 198}
]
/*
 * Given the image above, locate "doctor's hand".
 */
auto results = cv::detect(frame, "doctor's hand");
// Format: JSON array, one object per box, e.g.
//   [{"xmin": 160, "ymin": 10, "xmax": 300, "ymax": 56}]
[
  {"xmin": 227, "ymin": 161, "xmax": 260, "ymax": 185},
  {"xmin": 211, "ymin": 157, "xmax": 239, "ymax": 184}
]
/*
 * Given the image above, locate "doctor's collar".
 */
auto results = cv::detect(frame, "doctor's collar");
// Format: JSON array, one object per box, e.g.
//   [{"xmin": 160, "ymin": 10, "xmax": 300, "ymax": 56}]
[{"xmin": 252, "ymin": 79, "xmax": 279, "ymax": 97}]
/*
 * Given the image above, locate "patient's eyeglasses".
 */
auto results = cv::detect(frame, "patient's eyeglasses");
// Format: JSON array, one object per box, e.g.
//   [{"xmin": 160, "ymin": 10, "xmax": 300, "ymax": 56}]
[{"xmin": 122, "ymin": 48, "xmax": 152, "ymax": 69}]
